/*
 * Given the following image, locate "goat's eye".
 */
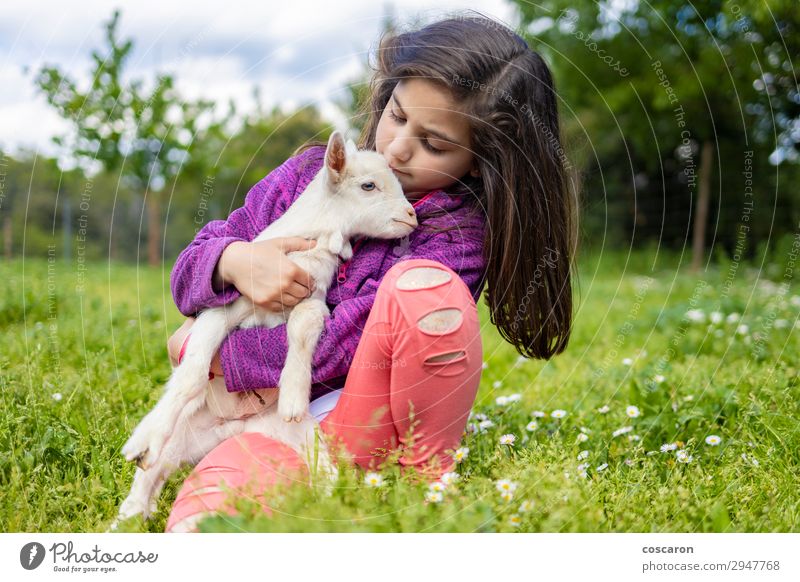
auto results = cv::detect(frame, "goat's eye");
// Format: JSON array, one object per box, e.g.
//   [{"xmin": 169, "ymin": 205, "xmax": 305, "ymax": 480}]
[{"xmin": 361, "ymin": 182, "xmax": 376, "ymax": 191}]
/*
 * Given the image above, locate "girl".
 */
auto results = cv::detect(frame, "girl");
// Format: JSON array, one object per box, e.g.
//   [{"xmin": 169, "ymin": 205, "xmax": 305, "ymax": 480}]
[{"xmin": 162, "ymin": 11, "xmax": 577, "ymax": 533}]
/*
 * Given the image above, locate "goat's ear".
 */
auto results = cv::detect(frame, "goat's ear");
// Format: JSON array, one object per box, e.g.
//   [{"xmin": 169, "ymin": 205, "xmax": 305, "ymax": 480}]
[{"xmin": 325, "ymin": 130, "xmax": 347, "ymax": 186}]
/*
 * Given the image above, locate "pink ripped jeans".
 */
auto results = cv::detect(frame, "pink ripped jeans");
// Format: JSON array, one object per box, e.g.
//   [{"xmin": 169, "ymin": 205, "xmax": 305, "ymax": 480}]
[{"xmin": 165, "ymin": 258, "xmax": 483, "ymax": 533}]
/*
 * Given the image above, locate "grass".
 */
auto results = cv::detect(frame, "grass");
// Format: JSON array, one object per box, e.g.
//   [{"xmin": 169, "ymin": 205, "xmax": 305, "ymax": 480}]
[{"xmin": 1, "ymin": 248, "xmax": 798, "ymax": 532}]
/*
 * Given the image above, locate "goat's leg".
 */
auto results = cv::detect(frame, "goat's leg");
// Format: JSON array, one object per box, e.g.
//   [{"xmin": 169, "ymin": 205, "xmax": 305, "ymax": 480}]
[
  {"xmin": 122, "ymin": 300, "xmax": 251, "ymax": 468},
  {"xmin": 277, "ymin": 299, "xmax": 329, "ymax": 422}
]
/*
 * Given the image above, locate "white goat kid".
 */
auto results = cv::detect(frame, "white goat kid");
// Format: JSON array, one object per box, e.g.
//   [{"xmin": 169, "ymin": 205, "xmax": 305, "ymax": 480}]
[{"xmin": 113, "ymin": 130, "xmax": 417, "ymax": 527}]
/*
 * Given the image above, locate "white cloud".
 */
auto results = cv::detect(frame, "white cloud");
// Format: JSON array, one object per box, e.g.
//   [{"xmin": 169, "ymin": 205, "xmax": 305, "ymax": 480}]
[{"xmin": 0, "ymin": 0, "xmax": 519, "ymax": 154}]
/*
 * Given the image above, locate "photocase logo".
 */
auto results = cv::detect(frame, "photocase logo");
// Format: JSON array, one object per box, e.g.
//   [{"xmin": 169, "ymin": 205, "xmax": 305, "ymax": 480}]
[{"xmin": 20, "ymin": 542, "xmax": 46, "ymax": 570}]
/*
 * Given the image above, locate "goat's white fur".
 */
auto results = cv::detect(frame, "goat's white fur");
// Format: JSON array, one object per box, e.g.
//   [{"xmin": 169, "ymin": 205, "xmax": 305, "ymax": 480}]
[{"xmin": 111, "ymin": 131, "xmax": 416, "ymax": 529}]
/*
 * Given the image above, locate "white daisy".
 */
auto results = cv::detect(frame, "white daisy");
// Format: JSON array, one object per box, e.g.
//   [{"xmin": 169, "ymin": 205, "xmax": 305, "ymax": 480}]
[
  {"xmin": 737, "ymin": 324, "xmax": 749, "ymax": 335},
  {"xmin": 709, "ymin": 311, "xmax": 724, "ymax": 324},
  {"xmin": 507, "ymin": 393, "xmax": 522, "ymax": 402},
  {"xmin": 425, "ymin": 490, "xmax": 444, "ymax": 503},
  {"xmin": 531, "ymin": 410, "xmax": 546, "ymax": 418},
  {"xmin": 622, "ymin": 358, "xmax": 633, "ymax": 366},
  {"xmin": 686, "ymin": 309, "xmax": 705, "ymax": 322},
  {"xmin": 597, "ymin": 405, "xmax": 610, "ymax": 414},
  {"xmin": 579, "ymin": 426, "xmax": 592, "ymax": 434},
  {"xmin": 628, "ymin": 434, "xmax": 641, "ymax": 441},
  {"xmin": 364, "ymin": 472, "xmax": 384, "ymax": 487},
  {"xmin": 612, "ymin": 426, "xmax": 633, "ymax": 437},
  {"xmin": 626, "ymin": 405, "xmax": 641, "ymax": 418},
  {"xmin": 526, "ymin": 420, "xmax": 539, "ymax": 432},
  {"xmin": 596, "ymin": 463, "xmax": 608, "ymax": 472},
  {"xmin": 441, "ymin": 472, "xmax": 460, "ymax": 486},
  {"xmin": 52, "ymin": 393, "xmax": 63, "ymax": 402},
  {"xmin": 428, "ymin": 481, "xmax": 446, "ymax": 493},
  {"xmin": 705, "ymin": 435, "xmax": 722, "ymax": 446},
  {"xmin": 499, "ymin": 434, "xmax": 516, "ymax": 446},
  {"xmin": 576, "ymin": 433, "xmax": 589, "ymax": 443},
  {"xmin": 493, "ymin": 380, "xmax": 503, "ymax": 389},
  {"xmin": 495, "ymin": 395, "xmax": 509, "ymax": 406},
  {"xmin": 676, "ymin": 449, "xmax": 693, "ymax": 463},
  {"xmin": 726, "ymin": 312, "xmax": 741, "ymax": 323},
  {"xmin": 481, "ymin": 361, "xmax": 489, "ymax": 369},
  {"xmin": 495, "ymin": 479, "xmax": 518, "ymax": 493},
  {"xmin": 519, "ymin": 500, "xmax": 534, "ymax": 512},
  {"xmin": 452, "ymin": 447, "xmax": 469, "ymax": 463},
  {"xmin": 577, "ymin": 462, "xmax": 590, "ymax": 472},
  {"xmin": 577, "ymin": 450, "xmax": 589, "ymax": 460},
  {"xmin": 660, "ymin": 442, "xmax": 678, "ymax": 452},
  {"xmin": 508, "ymin": 514, "xmax": 522, "ymax": 527},
  {"xmin": 478, "ymin": 419, "xmax": 495, "ymax": 432},
  {"xmin": 551, "ymin": 409, "xmax": 567, "ymax": 419},
  {"xmin": 499, "ymin": 490, "xmax": 514, "ymax": 502},
  {"xmin": 654, "ymin": 375, "xmax": 666, "ymax": 384}
]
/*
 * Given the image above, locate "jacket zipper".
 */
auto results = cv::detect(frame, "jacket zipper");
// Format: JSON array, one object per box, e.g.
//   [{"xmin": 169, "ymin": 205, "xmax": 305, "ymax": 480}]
[
  {"xmin": 336, "ymin": 192, "xmax": 436, "ymax": 283},
  {"xmin": 337, "ymin": 238, "xmax": 365, "ymax": 283}
]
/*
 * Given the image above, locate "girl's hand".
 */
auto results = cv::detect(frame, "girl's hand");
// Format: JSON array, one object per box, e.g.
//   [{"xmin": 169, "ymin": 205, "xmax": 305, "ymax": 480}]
[
  {"xmin": 210, "ymin": 349, "xmax": 224, "ymax": 377},
  {"xmin": 216, "ymin": 237, "xmax": 319, "ymax": 313}
]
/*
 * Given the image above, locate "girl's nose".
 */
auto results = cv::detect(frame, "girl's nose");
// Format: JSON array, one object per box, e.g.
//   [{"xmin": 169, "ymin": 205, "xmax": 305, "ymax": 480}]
[{"xmin": 386, "ymin": 136, "xmax": 411, "ymax": 164}]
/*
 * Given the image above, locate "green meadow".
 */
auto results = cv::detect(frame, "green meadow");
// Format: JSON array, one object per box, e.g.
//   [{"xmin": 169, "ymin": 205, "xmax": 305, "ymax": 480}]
[{"xmin": 1, "ymin": 249, "xmax": 798, "ymax": 532}]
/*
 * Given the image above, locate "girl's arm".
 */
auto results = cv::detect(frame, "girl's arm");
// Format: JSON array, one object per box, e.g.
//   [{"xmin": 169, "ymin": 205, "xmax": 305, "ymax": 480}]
[
  {"xmin": 170, "ymin": 148, "xmax": 321, "ymax": 316},
  {"xmin": 217, "ymin": 225, "xmax": 487, "ymax": 393}
]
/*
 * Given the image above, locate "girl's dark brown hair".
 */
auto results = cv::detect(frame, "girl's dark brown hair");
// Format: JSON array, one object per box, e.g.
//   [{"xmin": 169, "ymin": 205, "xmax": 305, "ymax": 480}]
[{"xmin": 295, "ymin": 10, "xmax": 579, "ymax": 360}]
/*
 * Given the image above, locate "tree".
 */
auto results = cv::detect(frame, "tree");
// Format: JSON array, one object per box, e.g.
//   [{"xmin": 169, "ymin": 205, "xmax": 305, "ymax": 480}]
[
  {"xmin": 514, "ymin": 0, "xmax": 799, "ymax": 269},
  {"xmin": 35, "ymin": 9, "xmax": 219, "ymax": 266}
]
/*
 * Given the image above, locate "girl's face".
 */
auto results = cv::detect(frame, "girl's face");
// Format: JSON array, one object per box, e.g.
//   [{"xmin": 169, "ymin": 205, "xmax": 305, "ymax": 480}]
[{"xmin": 375, "ymin": 78, "xmax": 479, "ymax": 201}]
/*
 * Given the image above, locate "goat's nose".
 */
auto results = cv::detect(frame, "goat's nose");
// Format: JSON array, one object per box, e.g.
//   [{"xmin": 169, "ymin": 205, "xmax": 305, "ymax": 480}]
[{"xmin": 406, "ymin": 208, "xmax": 416, "ymax": 219}]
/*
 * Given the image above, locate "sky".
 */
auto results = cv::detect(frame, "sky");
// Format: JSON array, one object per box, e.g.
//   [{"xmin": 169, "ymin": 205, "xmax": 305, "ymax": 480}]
[{"xmin": 0, "ymin": 0, "xmax": 523, "ymax": 157}]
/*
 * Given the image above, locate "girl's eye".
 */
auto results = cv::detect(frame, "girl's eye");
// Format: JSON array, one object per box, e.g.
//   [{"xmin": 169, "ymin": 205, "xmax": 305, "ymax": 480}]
[
  {"xmin": 388, "ymin": 109, "xmax": 446, "ymax": 156},
  {"xmin": 361, "ymin": 181, "xmax": 376, "ymax": 191}
]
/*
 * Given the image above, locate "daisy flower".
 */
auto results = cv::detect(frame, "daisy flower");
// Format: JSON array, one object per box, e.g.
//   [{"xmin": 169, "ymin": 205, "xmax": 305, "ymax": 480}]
[
  {"xmin": 425, "ymin": 490, "xmax": 444, "ymax": 503},
  {"xmin": 519, "ymin": 500, "xmax": 534, "ymax": 512},
  {"xmin": 507, "ymin": 393, "xmax": 522, "ymax": 402},
  {"xmin": 481, "ymin": 361, "xmax": 489, "ymax": 369},
  {"xmin": 626, "ymin": 405, "xmax": 641, "ymax": 418},
  {"xmin": 52, "ymin": 393, "xmax": 63, "ymax": 402},
  {"xmin": 441, "ymin": 472, "xmax": 460, "ymax": 486},
  {"xmin": 660, "ymin": 442, "xmax": 678, "ymax": 452},
  {"xmin": 612, "ymin": 426, "xmax": 633, "ymax": 437},
  {"xmin": 676, "ymin": 450, "xmax": 693, "ymax": 463},
  {"xmin": 737, "ymin": 324, "xmax": 749, "ymax": 335},
  {"xmin": 495, "ymin": 395, "xmax": 509, "ymax": 406},
  {"xmin": 452, "ymin": 447, "xmax": 469, "ymax": 463},
  {"xmin": 531, "ymin": 410, "xmax": 546, "ymax": 418},
  {"xmin": 622, "ymin": 358, "xmax": 633, "ymax": 366},
  {"xmin": 654, "ymin": 375, "xmax": 666, "ymax": 384},
  {"xmin": 509, "ymin": 514, "xmax": 522, "ymax": 527},
  {"xmin": 495, "ymin": 479, "xmax": 518, "ymax": 493},
  {"xmin": 499, "ymin": 490, "xmax": 514, "ymax": 502},
  {"xmin": 526, "ymin": 420, "xmax": 539, "ymax": 432},
  {"xmin": 428, "ymin": 481, "xmax": 446, "ymax": 493},
  {"xmin": 478, "ymin": 419, "xmax": 495, "ymax": 432},
  {"xmin": 577, "ymin": 450, "xmax": 589, "ymax": 460},
  {"xmin": 597, "ymin": 405, "xmax": 610, "ymax": 414},
  {"xmin": 710, "ymin": 311, "xmax": 724, "ymax": 324},
  {"xmin": 551, "ymin": 409, "xmax": 567, "ymax": 419},
  {"xmin": 493, "ymin": 380, "xmax": 503, "ymax": 389},
  {"xmin": 579, "ymin": 426, "xmax": 592, "ymax": 434},
  {"xmin": 499, "ymin": 434, "xmax": 516, "ymax": 446},
  {"xmin": 726, "ymin": 312, "xmax": 741, "ymax": 323},
  {"xmin": 576, "ymin": 433, "xmax": 589, "ymax": 443},
  {"xmin": 596, "ymin": 463, "xmax": 608, "ymax": 472},
  {"xmin": 686, "ymin": 309, "xmax": 705, "ymax": 322},
  {"xmin": 364, "ymin": 472, "xmax": 384, "ymax": 487},
  {"xmin": 705, "ymin": 435, "xmax": 722, "ymax": 446}
]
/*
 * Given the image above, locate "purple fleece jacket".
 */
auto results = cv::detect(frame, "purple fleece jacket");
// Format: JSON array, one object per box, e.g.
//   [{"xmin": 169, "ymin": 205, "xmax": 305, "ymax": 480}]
[{"xmin": 170, "ymin": 145, "xmax": 488, "ymax": 398}]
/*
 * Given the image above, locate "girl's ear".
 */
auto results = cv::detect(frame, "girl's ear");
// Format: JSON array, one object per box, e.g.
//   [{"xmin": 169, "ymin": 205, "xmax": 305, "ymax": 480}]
[{"xmin": 470, "ymin": 164, "xmax": 480, "ymax": 178}]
